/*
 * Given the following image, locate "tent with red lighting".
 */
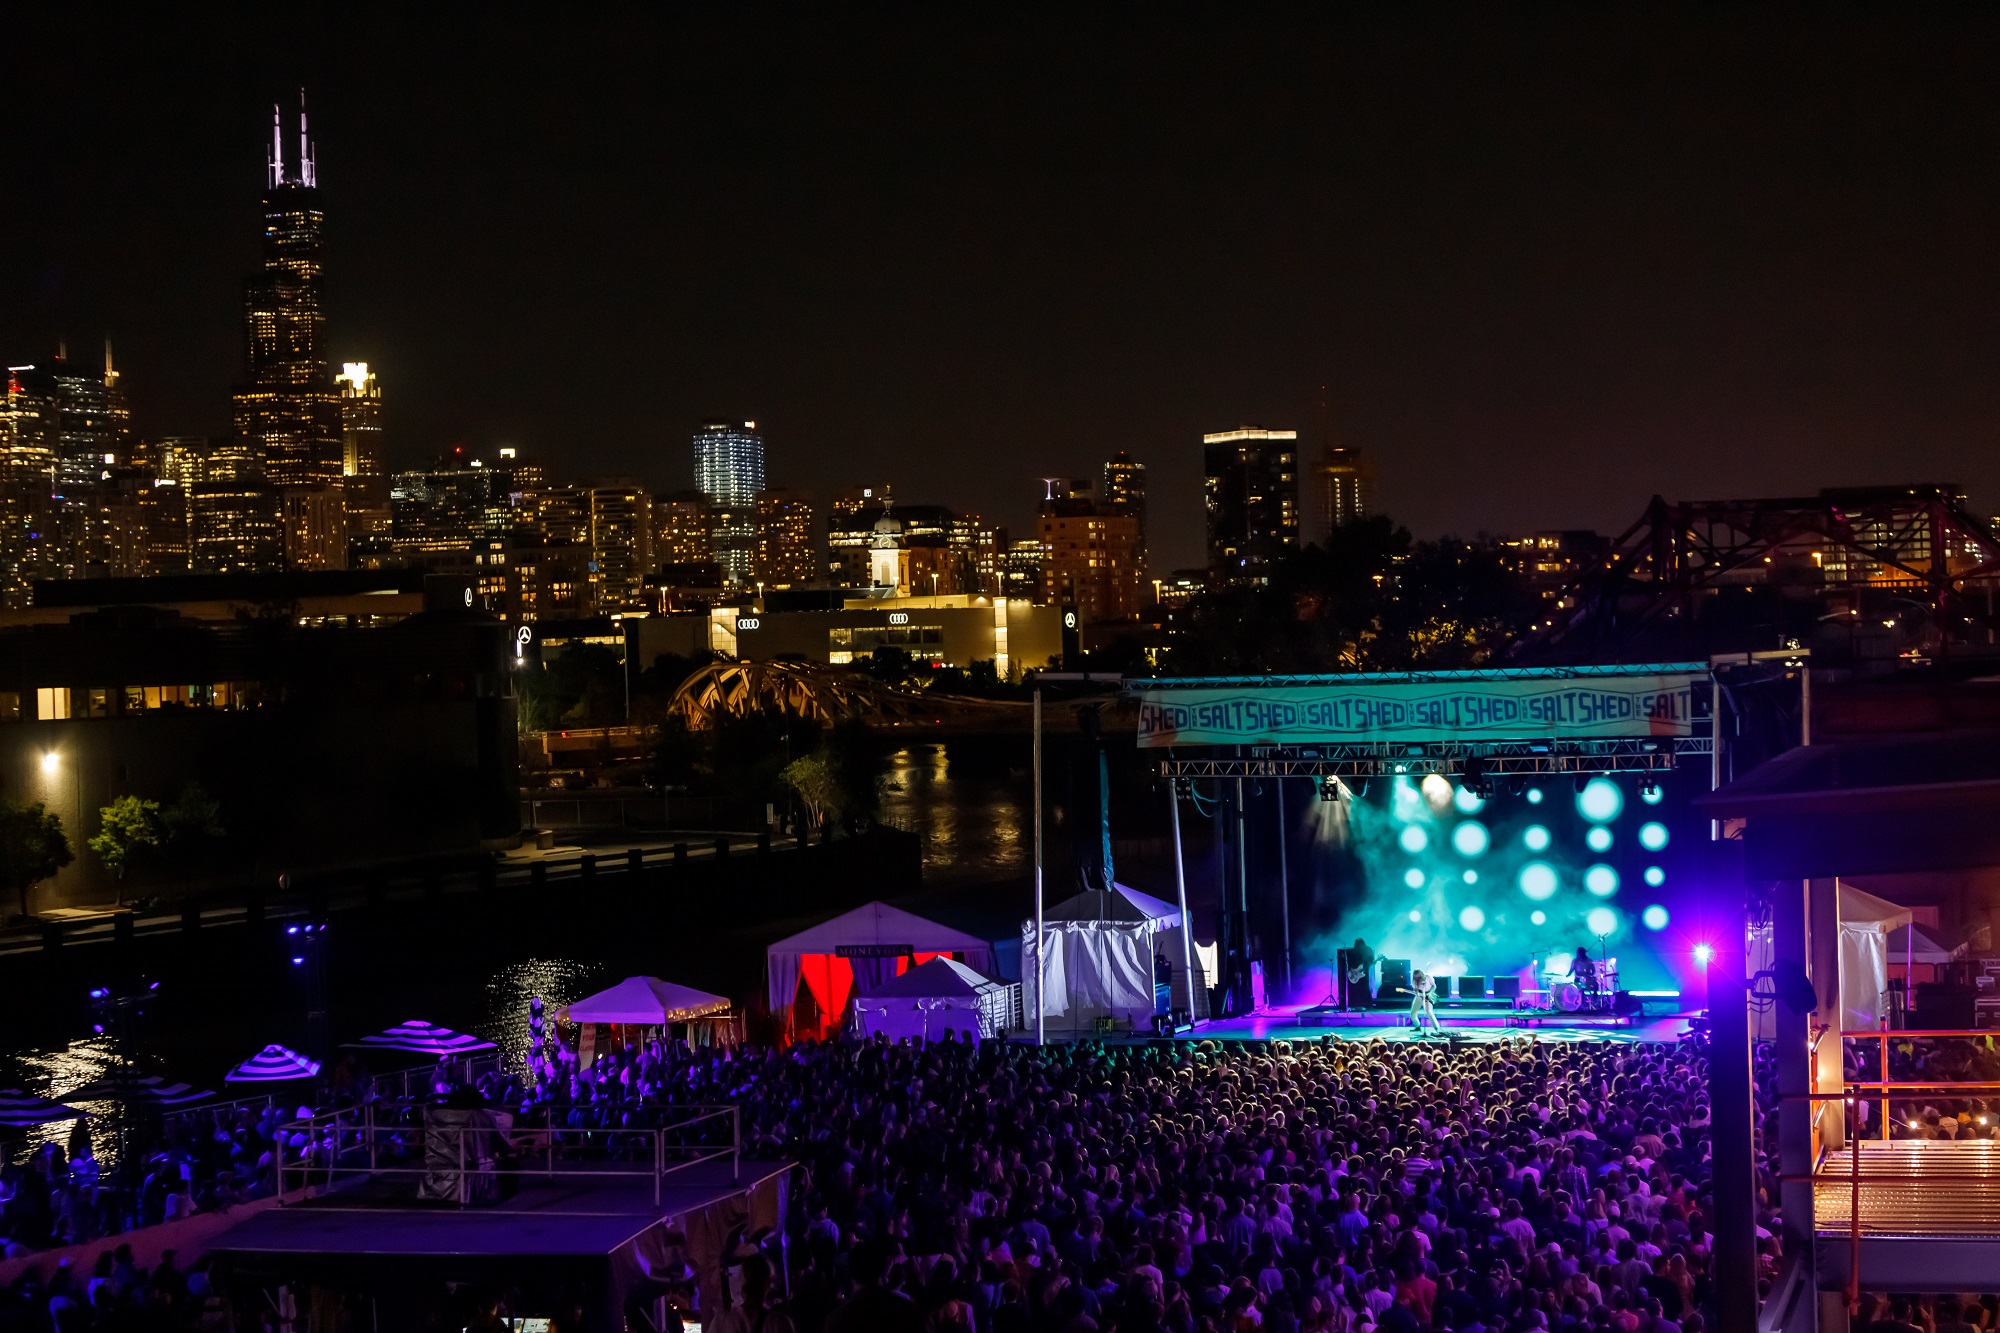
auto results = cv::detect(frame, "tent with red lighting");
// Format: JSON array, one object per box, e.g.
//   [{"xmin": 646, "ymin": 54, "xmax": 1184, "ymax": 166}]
[{"xmin": 765, "ymin": 901, "xmax": 997, "ymax": 1035}]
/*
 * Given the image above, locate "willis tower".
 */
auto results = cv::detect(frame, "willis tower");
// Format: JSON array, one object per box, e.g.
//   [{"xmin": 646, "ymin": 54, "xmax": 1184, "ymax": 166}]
[{"xmin": 232, "ymin": 96, "xmax": 342, "ymax": 486}]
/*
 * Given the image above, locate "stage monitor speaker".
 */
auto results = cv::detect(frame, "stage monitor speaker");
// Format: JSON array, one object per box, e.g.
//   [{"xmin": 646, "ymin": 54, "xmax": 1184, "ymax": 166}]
[
  {"xmin": 1379, "ymin": 958, "xmax": 1412, "ymax": 996},
  {"xmin": 1492, "ymin": 976, "xmax": 1521, "ymax": 1002},
  {"xmin": 1459, "ymin": 975, "xmax": 1487, "ymax": 1000}
]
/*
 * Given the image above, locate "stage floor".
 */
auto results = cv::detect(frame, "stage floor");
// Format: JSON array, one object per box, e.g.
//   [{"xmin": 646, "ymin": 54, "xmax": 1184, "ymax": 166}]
[{"xmin": 1180, "ymin": 1004, "xmax": 1696, "ymax": 1045}]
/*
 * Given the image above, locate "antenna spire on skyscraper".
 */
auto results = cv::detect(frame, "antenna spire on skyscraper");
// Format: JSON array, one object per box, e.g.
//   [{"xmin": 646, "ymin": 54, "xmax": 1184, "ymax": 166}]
[
  {"xmin": 268, "ymin": 102, "xmax": 285, "ymax": 189},
  {"xmin": 298, "ymin": 89, "xmax": 315, "ymax": 188}
]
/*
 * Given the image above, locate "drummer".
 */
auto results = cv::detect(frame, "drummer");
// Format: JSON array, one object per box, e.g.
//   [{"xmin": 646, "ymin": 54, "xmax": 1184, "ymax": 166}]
[{"xmin": 1572, "ymin": 944, "xmax": 1597, "ymax": 995}]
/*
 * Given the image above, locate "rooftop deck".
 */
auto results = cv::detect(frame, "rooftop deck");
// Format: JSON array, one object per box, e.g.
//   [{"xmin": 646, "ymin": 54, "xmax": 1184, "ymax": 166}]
[{"xmin": 1813, "ymin": 1140, "xmax": 2000, "ymax": 1293}]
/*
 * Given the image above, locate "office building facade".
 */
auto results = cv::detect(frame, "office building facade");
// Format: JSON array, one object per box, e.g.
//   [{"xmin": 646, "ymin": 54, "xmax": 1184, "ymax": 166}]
[
  {"xmin": 1305, "ymin": 444, "xmax": 1376, "ymax": 544},
  {"xmin": 337, "ymin": 362, "xmax": 383, "ymax": 477}
]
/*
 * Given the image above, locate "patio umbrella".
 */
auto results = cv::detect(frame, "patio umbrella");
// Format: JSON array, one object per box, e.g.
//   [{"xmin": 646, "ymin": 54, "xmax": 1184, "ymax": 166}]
[
  {"xmin": 0, "ymin": 1088, "xmax": 85, "ymax": 1127},
  {"xmin": 225, "ymin": 1045, "xmax": 322, "ymax": 1083},
  {"xmin": 345, "ymin": 1020, "xmax": 496, "ymax": 1057},
  {"xmin": 65, "ymin": 1073, "xmax": 213, "ymax": 1107}
]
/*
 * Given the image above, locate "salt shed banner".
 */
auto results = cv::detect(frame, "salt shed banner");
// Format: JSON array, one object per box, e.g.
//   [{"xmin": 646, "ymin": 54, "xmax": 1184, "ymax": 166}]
[{"xmin": 1135, "ymin": 671, "xmax": 1703, "ymax": 748}]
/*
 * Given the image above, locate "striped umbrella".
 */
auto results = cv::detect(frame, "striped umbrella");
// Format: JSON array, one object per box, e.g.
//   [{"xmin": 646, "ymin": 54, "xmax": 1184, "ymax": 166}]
[
  {"xmin": 225, "ymin": 1045, "xmax": 322, "ymax": 1083},
  {"xmin": 345, "ymin": 1020, "xmax": 496, "ymax": 1056},
  {"xmin": 0, "ymin": 1088, "xmax": 85, "ymax": 1127},
  {"xmin": 65, "ymin": 1073, "xmax": 213, "ymax": 1107}
]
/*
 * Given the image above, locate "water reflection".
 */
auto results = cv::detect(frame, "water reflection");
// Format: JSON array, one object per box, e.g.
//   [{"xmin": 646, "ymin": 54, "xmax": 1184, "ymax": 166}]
[
  {"xmin": 481, "ymin": 957, "xmax": 602, "ymax": 1071},
  {"xmin": 12, "ymin": 1035, "xmax": 117, "ymax": 1163},
  {"xmin": 879, "ymin": 744, "xmax": 1029, "ymax": 886}
]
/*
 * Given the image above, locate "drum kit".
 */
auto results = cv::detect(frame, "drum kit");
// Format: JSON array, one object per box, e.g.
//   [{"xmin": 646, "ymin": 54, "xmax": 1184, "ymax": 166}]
[{"xmin": 1548, "ymin": 957, "xmax": 1617, "ymax": 1013}]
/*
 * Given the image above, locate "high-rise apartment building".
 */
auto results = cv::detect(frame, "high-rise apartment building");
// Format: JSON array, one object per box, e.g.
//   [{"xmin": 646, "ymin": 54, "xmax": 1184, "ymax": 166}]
[
  {"xmin": 1305, "ymin": 444, "xmax": 1376, "ymax": 545},
  {"xmin": 587, "ymin": 481, "xmax": 653, "ymax": 613},
  {"xmin": 1102, "ymin": 452, "xmax": 1147, "ymax": 574},
  {"xmin": 5, "ymin": 351, "xmax": 131, "ymax": 495},
  {"xmin": 1003, "ymin": 540, "xmax": 1046, "ymax": 601},
  {"xmin": 653, "ymin": 490, "xmax": 714, "ymax": 566},
  {"xmin": 337, "ymin": 362, "xmax": 383, "ymax": 477},
  {"xmin": 1203, "ymin": 426, "xmax": 1298, "ymax": 586},
  {"xmin": 232, "ymin": 99, "xmax": 343, "ymax": 487},
  {"xmin": 693, "ymin": 420, "xmax": 764, "ymax": 587},
  {"xmin": 754, "ymin": 488, "xmax": 818, "ymax": 588},
  {"xmin": 282, "ymin": 485, "xmax": 349, "ymax": 570},
  {"xmin": 1037, "ymin": 494, "xmax": 1143, "ymax": 625}
]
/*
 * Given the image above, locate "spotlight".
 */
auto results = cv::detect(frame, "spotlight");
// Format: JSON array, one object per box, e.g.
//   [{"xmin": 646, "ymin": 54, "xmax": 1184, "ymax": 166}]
[
  {"xmin": 1463, "ymin": 870, "xmax": 1477, "ymax": 884},
  {"xmin": 1642, "ymin": 905, "xmax": 1669, "ymax": 930},
  {"xmin": 1404, "ymin": 868, "xmax": 1425, "ymax": 889},
  {"xmin": 1526, "ymin": 787, "xmax": 1544, "ymax": 805},
  {"xmin": 1522, "ymin": 825, "xmax": 1551, "ymax": 853},
  {"xmin": 291, "ymin": 956, "xmax": 305, "ymax": 966},
  {"xmin": 1577, "ymin": 778, "xmax": 1623, "ymax": 823},
  {"xmin": 1399, "ymin": 825, "xmax": 1429, "ymax": 854},
  {"xmin": 1586, "ymin": 826, "xmax": 1613, "ymax": 852},
  {"xmin": 1519, "ymin": 862, "xmax": 1558, "ymax": 901},
  {"xmin": 1693, "ymin": 943, "xmax": 1714, "ymax": 966},
  {"xmin": 1644, "ymin": 866, "xmax": 1666, "ymax": 887},
  {"xmin": 1585, "ymin": 906, "xmax": 1618, "ymax": 937},
  {"xmin": 1319, "ymin": 777, "xmax": 1341, "ymax": 804},
  {"xmin": 1639, "ymin": 822, "xmax": 1669, "ymax": 851},
  {"xmin": 1451, "ymin": 821, "xmax": 1490, "ymax": 857},
  {"xmin": 287, "ymin": 925, "xmax": 300, "ymax": 936},
  {"xmin": 1530, "ymin": 910, "xmax": 1547, "ymax": 925},
  {"xmin": 1459, "ymin": 905, "xmax": 1487, "ymax": 931},
  {"xmin": 1640, "ymin": 781, "xmax": 1664, "ymax": 805},
  {"xmin": 1584, "ymin": 865, "xmax": 1619, "ymax": 897},
  {"xmin": 39, "ymin": 752, "xmax": 57, "ymax": 775},
  {"xmin": 1407, "ymin": 909, "xmax": 1421, "ymax": 922}
]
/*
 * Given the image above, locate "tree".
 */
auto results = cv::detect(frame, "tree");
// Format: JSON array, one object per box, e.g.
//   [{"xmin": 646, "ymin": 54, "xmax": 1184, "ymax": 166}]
[
  {"xmin": 825, "ymin": 715, "xmax": 890, "ymax": 832},
  {"xmin": 781, "ymin": 751, "xmax": 843, "ymax": 830},
  {"xmin": 0, "ymin": 799, "xmax": 73, "ymax": 921},
  {"xmin": 156, "ymin": 784, "xmax": 225, "ymax": 890},
  {"xmin": 89, "ymin": 796, "xmax": 162, "ymax": 888}
]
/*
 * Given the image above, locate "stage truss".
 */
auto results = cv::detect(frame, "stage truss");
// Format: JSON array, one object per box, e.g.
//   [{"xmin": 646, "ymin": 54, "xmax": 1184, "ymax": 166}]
[{"xmin": 1156, "ymin": 736, "xmax": 1711, "ymax": 781}]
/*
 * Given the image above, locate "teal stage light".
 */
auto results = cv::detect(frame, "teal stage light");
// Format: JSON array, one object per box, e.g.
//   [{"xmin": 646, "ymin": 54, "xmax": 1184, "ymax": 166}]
[
  {"xmin": 1585, "ymin": 906, "xmax": 1618, "ymax": 937},
  {"xmin": 1639, "ymin": 821, "xmax": 1669, "ymax": 850},
  {"xmin": 1407, "ymin": 909, "xmax": 1421, "ymax": 922},
  {"xmin": 1586, "ymin": 826, "xmax": 1613, "ymax": 852},
  {"xmin": 1642, "ymin": 904, "xmax": 1670, "ymax": 930},
  {"xmin": 1453, "ymin": 785, "xmax": 1485, "ymax": 814},
  {"xmin": 1404, "ymin": 867, "xmax": 1425, "ymax": 889},
  {"xmin": 1452, "ymin": 821, "xmax": 1490, "ymax": 857},
  {"xmin": 1584, "ymin": 864, "xmax": 1619, "ymax": 897},
  {"xmin": 1578, "ymin": 778, "xmax": 1622, "ymax": 823},
  {"xmin": 1459, "ymin": 905, "xmax": 1486, "ymax": 931},
  {"xmin": 1530, "ymin": 910, "xmax": 1548, "ymax": 925},
  {"xmin": 1519, "ymin": 862, "xmax": 1558, "ymax": 901},
  {"xmin": 1399, "ymin": 825, "xmax": 1429, "ymax": 854},
  {"xmin": 1641, "ymin": 784, "xmax": 1664, "ymax": 805},
  {"xmin": 1522, "ymin": 825, "xmax": 1551, "ymax": 853},
  {"xmin": 1463, "ymin": 870, "xmax": 1478, "ymax": 884},
  {"xmin": 1644, "ymin": 866, "xmax": 1665, "ymax": 887},
  {"xmin": 1526, "ymin": 788, "xmax": 1544, "ymax": 804}
]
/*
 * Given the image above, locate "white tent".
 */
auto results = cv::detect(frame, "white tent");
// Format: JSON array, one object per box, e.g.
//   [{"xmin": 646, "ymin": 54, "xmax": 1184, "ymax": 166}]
[
  {"xmin": 853, "ymin": 956, "xmax": 1010, "ymax": 1042},
  {"xmin": 562, "ymin": 977, "xmax": 731, "ymax": 1025},
  {"xmin": 1838, "ymin": 883, "xmax": 1913, "ymax": 1031},
  {"xmin": 1886, "ymin": 923, "xmax": 1955, "ymax": 966},
  {"xmin": 1024, "ymin": 884, "xmax": 1186, "ymax": 1035},
  {"xmin": 765, "ymin": 900, "xmax": 998, "ymax": 1033}
]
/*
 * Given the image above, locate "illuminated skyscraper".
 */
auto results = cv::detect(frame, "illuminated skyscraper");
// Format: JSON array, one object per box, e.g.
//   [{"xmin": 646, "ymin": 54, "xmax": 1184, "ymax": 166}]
[
  {"xmin": 753, "ymin": 488, "xmax": 818, "ymax": 588},
  {"xmin": 1305, "ymin": 444, "xmax": 1376, "ymax": 544},
  {"xmin": 587, "ymin": 481, "xmax": 653, "ymax": 612},
  {"xmin": 694, "ymin": 420, "xmax": 764, "ymax": 587},
  {"xmin": 337, "ymin": 362, "xmax": 383, "ymax": 477},
  {"xmin": 1203, "ymin": 426, "xmax": 1298, "ymax": 585},
  {"xmin": 232, "ymin": 96, "xmax": 343, "ymax": 487},
  {"xmin": 1102, "ymin": 451, "xmax": 1147, "ymax": 574}
]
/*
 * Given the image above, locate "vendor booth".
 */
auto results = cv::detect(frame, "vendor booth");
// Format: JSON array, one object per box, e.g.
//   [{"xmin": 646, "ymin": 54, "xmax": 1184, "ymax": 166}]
[
  {"xmin": 1023, "ymin": 883, "xmax": 1187, "ymax": 1036},
  {"xmin": 765, "ymin": 901, "xmax": 997, "ymax": 1036},
  {"xmin": 853, "ymin": 956, "xmax": 1013, "ymax": 1042},
  {"xmin": 562, "ymin": 977, "xmax": 738, "ymax": 1062}
]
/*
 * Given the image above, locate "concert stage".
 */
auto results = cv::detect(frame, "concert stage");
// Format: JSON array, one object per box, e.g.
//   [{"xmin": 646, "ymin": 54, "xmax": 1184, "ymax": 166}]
[{"xmin": 1184, "ymin": 1002, "xmax": 1697, "ymax": 1044}]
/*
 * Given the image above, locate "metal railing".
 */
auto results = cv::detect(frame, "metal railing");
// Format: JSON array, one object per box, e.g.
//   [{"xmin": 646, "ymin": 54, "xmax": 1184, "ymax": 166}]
[
  {"xmin": 1840, "ymin": 1028, "xmax": 2000, "ymax": 1140},
  {"xmin": 276, "ymin": 1099, "xmax": 741, "ymax": 1208}
]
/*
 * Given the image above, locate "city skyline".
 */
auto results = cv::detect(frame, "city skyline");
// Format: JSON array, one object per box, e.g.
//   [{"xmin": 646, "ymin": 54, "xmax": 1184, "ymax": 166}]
[{"xmin": 9, "ymin": 13, "xmax": 2000, "ymax": 574}]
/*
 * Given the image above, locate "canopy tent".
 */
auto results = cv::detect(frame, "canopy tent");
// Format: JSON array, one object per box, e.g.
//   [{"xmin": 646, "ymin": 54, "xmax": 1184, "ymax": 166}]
[
  {"xmin": 0, "ymin": 1089, "xmax": 85, "ymax": 1128},
  {"xmin": 226, "ymin": 1045, "xmax": 321, "ymax": 1084},
  {"xmin": 67, "ymin": 1073, "xmax": 213, "ymax": 1107},
  {"xmin": 562, "ymin": 977, "xmax": 730, "ymax": 1025},
  {"xmin": 1886, "ymin": 922, "xmax": 1955, "ymax": 966},
  {"xmin": 766, "ymin": 900, "xmax": 998, "ymax": 1035},
  {"xmin": 344, "ymin": 1021, "xmax": 497, "ymax": 1057},
  {"xmin": 853, "ymin": 956, "xmax": 1012, "ymax": 1042},
  {"xmin": 1025, "ymin": 883, "xmax": 1189, "ymax": 1035},
  {"xmin": 1838, "ymin": 883, "xmax": 1914, "ymax": 1030}
]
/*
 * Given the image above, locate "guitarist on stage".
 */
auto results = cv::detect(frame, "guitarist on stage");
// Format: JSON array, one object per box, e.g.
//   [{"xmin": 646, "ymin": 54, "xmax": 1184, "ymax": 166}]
[{"xmin": 1344, "ymin": 937, "xmax": 1376, "ymax": 1009}]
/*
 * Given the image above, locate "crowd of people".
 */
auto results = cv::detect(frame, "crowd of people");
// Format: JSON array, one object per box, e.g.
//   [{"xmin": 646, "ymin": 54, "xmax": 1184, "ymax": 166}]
[{"xmin": 2, "ymin": 1025, "xmax": 1983, "ymax": 1332}]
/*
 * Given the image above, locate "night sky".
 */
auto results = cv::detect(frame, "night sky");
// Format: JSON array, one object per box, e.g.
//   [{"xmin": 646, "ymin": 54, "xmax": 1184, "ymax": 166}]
[{"xmin": 6, "ymin": 10, "xmax": 2000, "ymax": 572}]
